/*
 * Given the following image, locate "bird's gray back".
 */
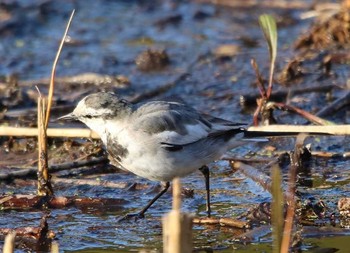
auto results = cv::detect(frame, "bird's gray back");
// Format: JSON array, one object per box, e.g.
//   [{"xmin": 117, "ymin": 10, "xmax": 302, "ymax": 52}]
[{"xmin": 131, "ymin": 101, "xmax": 212, "ymax": 135}]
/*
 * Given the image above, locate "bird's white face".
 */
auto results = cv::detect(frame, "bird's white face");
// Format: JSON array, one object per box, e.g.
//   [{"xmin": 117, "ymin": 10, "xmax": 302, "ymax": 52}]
[
  {"xmin": 73, "ymin": 98, "xmax": 114, "ymax": 121},
  {"xmin": 71, "ymin": 98, "xmax": 114, "ymax": 142},
  {"xmin": 60, "ymin": 92, "xmax": 133, "ymax": 144}
]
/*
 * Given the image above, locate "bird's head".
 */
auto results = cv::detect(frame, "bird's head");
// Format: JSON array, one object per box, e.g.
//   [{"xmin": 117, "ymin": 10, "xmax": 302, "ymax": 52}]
[{"xmin": 58, "ymin": 92, "xmax": 132, "ymax": 138}]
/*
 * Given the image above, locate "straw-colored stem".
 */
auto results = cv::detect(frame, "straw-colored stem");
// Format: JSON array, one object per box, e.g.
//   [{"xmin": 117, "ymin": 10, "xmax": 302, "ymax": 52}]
[
  {"xmin": 248, "ymin": 124, "xmax": 350, "ymax": 135},
  {"xmin": 51, "ymin": 241, "xmax": 59, "ymax": 253},
  {"xmin": 3, "ymin": 232, "xmax": 16, "ymax": 253},
  {"xmin": 37, "ymin": 97, "xmax": 53, "ymax": 196},
  {"xmin": 172, "ymin": 178, "xmax": 181, "ymax": 211},
  {"xmin": 45, "ymin": 10, "xmax": 75, "ymax": 128},
  {"xmin": 0, "ymin": 126, "xmax": 99, "ymax": 138}
]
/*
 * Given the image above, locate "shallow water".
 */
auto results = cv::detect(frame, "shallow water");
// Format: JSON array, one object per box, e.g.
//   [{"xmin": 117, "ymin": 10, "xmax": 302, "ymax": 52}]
[{"xmin": 1, "ymin": 0, "xmax": 350, "ymax": 252}]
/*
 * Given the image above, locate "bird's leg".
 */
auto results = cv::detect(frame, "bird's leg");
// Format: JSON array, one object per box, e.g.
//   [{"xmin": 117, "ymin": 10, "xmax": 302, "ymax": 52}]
[
  {"xmin": 139, "ymin": 181, "xmax": 170, "ymax": 216},
  {"xmin": 199, "ymin": 165, "xmax": 211, "ymax": 217},
  {"xmin": 119, "ymin": 181, "xmax": 170, "ymax": 221}
]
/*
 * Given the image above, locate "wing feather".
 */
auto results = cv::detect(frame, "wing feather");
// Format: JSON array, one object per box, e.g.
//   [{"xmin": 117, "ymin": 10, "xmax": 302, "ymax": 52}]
[{"xmin": 131, "ymin": 101, "xmax": 246, "ymax": 147}]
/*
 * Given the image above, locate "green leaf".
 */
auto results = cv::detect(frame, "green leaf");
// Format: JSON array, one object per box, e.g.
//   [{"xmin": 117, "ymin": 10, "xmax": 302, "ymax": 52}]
[
  {"xmin": 259, "ymin": 14, "xmax": 278, "ymax": 98},
  {"xmin": 259, "ymin": 14, "xmax": 277, "ymax": 63}
]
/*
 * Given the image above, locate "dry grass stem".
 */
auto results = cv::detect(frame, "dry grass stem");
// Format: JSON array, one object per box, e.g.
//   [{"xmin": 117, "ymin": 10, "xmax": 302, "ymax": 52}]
[
  {"xmin": 45, "ymin": 9, "xmax": 75, "ymax": 128},
  {"xmin": 172, "ymin": 177, "xmax": 181, "ymax": 211},
  {"xmin": 193, "ymin": 217, "xmax": 249, "ymax": 229},
  {"xmin": 37, "ymin": 96, "xmax": 53, "ymax": 196},
  {"xmin": 0, "ymin": 126, "xmax": 99, "ymax": 138},
  {"xmin": 269, "ymin": 102, "xmax": 335, "ymax": 125},
  {"xmin": 248, "ymin": 124, "xmax": 350, "ymax": 135},
  {"xmin": 51, "ymin": 241, "xmax": 59, "ymax": 253},
  {"xmin": 3, "ymin": 232, "xmax": 16, "ymax": 253},
  {"xmin": 280, "ymin": 134, "xmax": 307, "ymax": 252},
  {"xmin": 1, "ymin": 125, "xmax": 348, "ymax": 139},
  {"xmin": 162, "ymin": 177, "xmax": 193, "ymax": 253}
]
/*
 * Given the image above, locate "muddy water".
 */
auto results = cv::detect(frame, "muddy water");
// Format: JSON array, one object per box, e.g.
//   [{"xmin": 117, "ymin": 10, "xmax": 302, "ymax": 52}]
[{"xmin": 1, "ymin": 0, "xmax": 350, "ymax": 252}]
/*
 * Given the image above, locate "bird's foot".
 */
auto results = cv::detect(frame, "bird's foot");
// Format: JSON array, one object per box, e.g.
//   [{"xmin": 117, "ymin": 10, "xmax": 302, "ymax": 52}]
[{"xmin": 117, "ymin": 212, "xmax": 145, "ymax": 222}]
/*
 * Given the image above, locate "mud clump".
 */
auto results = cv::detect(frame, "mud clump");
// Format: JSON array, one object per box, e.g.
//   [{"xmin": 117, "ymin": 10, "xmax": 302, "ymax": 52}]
[{"xmin": 135, "ymin": 49, "xmax": 170, "ymax": 71}]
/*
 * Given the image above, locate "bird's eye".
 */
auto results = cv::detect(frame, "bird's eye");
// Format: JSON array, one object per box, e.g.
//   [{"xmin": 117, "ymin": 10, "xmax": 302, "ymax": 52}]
[{"xmin": 84, "ymin": 115, "xmax": 93, "ymax": 119}]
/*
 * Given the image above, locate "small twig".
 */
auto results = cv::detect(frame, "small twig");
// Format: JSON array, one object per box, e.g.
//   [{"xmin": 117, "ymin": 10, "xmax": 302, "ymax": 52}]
[
  {"xmin": 193, "ymin": 217, "xmax": 249, "ymax": 229},
  {"xmin": 251, "ymin": 58, "xmax": 267, "ymax": 98},
  {"xmin": 253, "ymin": 98, "xmax": 265, "ymax": 126},
  {"xmin": 280, "ymin": 134, "xmax": 306, "ymax": 252},
  {"xmin": 251, "ymin": 58, "xmax": 267, "ymax": 126},
  {"xmin": 45, "ymin": 9, "xmax": 75, "ymax": 128},
  {"xmin": 268, "ymin": 102, "xmax": 335, "ymax": 125}
]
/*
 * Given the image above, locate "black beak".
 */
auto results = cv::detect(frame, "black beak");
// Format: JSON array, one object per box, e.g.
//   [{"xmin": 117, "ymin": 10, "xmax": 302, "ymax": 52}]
[{"xmin": 56, "ymin": 113, "xmax": 78, "ymax": 122}]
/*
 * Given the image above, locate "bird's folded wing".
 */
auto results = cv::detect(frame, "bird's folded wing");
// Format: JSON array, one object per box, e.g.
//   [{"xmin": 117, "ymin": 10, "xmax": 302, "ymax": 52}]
[{"xmin": 132, "ymin": 101, "xmax": 245, "ymax": 146}]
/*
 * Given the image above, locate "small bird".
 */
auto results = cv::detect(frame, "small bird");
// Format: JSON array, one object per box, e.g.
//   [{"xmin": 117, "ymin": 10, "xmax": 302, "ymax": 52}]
[{"xmin": 59, "ymin": 92, "xmax": 264, "ymax": 219}]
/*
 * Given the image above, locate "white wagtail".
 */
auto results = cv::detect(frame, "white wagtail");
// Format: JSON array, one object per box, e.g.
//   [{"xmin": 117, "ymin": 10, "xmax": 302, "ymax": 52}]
[{"xmin": 59, "ymin": 92, "xmax": 265, "ymax": 219}]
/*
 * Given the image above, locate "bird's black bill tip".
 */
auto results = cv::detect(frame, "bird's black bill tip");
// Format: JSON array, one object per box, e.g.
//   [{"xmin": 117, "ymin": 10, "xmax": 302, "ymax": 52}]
[{"xmin": 55, "ymin": 113, "xmax": 77, "ymax": 122}]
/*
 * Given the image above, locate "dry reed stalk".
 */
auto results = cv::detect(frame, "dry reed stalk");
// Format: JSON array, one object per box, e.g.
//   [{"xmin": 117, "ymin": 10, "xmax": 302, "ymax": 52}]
[
  {"xmin": 51, "ymin": 241, "xmax": 59, "ymax": 253},
  {"xmin": 248, "ymin": 124, "xmax": 350, "ymax": 135},
  {"xmin": 193, "ymin": 217, "xmax": 249, "ymax": 228},
  {"xmin": 37, "ymin": 96, "xmax": 53, "ymax": 196},
  {"xmin": 0, "ymin": 126, "xmax": 99, "ymax": 138},
  {"xmin": 45, "ymin": 10, "xmax": 75, "ymax": 128},
  {"xmin": 3, "ymin": 232, "xmax": 16, "ymax": 253},
  {"xmin": 162, "ymin": 178, "xmax": 192, "ymax": 253},
  {"xmin": 1, "ymin": 125, "xmax": 349, "ymax": 139}
]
